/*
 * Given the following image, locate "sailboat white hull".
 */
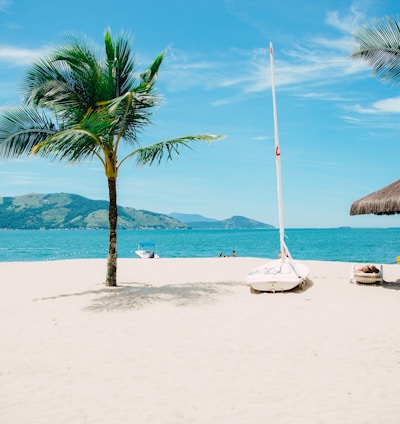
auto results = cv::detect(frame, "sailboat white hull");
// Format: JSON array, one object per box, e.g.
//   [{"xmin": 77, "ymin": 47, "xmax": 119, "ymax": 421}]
[
  {"xmin": 247, "ymin": 259, "xmax": 309, "ymax": 292},
  {"xmin": 246, "ymin": 43, "xmax": 310, "ymax": 294}
]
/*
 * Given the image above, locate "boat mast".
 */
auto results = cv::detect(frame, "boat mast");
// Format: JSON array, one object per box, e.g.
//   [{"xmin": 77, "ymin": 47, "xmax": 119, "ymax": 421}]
[{"xmin": 269, "ymin": 42, "xmax": 285, "ymax": 256}]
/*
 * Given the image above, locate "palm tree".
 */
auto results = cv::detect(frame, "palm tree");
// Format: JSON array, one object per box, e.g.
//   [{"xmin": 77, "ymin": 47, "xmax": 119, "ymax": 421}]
[
  {"xmin": 0, "ymin": 29, "xmax": 223, "ymax": 286},
  {"xmin": 351, "ymin": 16, "xmax": 400, "ymax": 84}
]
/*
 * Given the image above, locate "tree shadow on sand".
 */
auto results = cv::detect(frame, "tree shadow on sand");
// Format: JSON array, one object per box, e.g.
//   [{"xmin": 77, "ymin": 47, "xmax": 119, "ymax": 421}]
[
  {"xmin": 38, "ymin": 282, "xmax": 241, "ymax": 312},
  {"xmin": 87, "ymin": 282, "xmax": 241, "ymax": 312}
]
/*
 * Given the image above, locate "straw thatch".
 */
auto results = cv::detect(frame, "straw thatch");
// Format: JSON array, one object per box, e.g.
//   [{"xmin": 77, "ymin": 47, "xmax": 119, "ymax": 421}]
[{"xmin": 350, "ymin": 179, "xmax": 400, "ymax": 215}]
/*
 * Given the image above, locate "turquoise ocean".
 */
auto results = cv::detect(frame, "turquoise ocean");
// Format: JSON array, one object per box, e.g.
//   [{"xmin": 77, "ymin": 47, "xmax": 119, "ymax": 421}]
[{"xmin": 0, "ymin": 227, "xmax": 399, "ymax": 264}]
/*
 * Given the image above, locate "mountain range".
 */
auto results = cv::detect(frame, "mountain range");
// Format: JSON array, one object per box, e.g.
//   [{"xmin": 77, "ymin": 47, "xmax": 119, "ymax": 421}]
[
  {"xmin": 168, "ymin": 212, "xmax": 273, "ymax": 229},
  {"xmin": 0, "ymin": 193, "xmax": 273, "ymax": 230}
]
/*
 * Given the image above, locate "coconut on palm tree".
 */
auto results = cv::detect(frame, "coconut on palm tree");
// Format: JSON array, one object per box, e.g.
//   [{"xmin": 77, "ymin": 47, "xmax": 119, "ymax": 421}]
[
  {"xmin": 351, "ymin": 16, "xmax": 400, "ymax": 84},
  {"xmin": 0, "ymin": 28, "xmax": 223, "ymax": 286}
]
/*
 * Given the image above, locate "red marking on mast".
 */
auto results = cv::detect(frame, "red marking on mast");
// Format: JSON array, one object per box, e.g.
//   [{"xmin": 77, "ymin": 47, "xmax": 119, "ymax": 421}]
[{"xmin": 275, "ymin": 146, "xmax": 280, "ymax": 157}]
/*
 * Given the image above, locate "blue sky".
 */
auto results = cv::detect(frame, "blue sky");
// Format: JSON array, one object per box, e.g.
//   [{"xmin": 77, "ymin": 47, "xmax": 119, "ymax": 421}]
[{"xmin": 0, "ymin": 0, "xmax": 399, "ymax": 228}]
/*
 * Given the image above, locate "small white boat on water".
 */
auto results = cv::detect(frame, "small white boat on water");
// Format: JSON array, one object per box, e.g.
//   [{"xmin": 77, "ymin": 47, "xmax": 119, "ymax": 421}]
[
  {"xmin": 247, "ymin": 42, "xmax": 309, "ymax": 292},
  {"xmin": 135, "ymin": 242, "xmax": 159, "ymax": 259}
]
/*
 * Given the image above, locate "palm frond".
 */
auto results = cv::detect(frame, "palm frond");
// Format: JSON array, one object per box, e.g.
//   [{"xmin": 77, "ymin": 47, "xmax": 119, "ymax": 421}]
[
  {"xmin": 33, "ymin": 129, "xmax": 101, "ymax": 162},
  {"xmin": 24, "ymin": 58, "xmax": 80, "ymax": 113},
  {"xmin": 104, "ymin": 28, "xmax": 136, "ymax": 96},
  {"xmin": 99, "ymin": 90, "xmax": 159, "ymax": 144},
  {"xmin": 0, "ymin": 106, "xmax": 57, "ymax": 157},
  {"xmin": 352, "ymin": 16, "xmax": 400, "ymax": 84},
  {"xmin": 139, "ymin": 51, "xmax": 165, "ymax": 91},
  {"xmin": 33, "ymin": 109, "xmax": 115, "ymax": 162},
  {"xmin": 105, "ymin": 88, "xmax": 158, "ymax": 114},
  {"xmin": 23, "ymin": 36, "xmax": 103, "ymax": 120},
  {"xmin": 108, "ymin": 90, "xmax": 159, "ymax": 117},
  {"xmin": 53, "ymin": 42, "xmax": 102, "ymax": 106},
  {"xmin": 114, "ymin": 33, "xmax": 135, "ymax": 94},
  {"xmin": 121, "ymin": 134, "xmax": 224, "ymax": 168}
]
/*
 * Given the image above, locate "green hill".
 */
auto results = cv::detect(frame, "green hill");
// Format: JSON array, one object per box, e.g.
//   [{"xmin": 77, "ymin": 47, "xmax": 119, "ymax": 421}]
[
  {"xmin": 168, "ymin": 213, "xmax": 273, "ymax": 229},
  {"xmin": 186, "ymin": 215, "xmax": 274, "ymax": 229},
  {"xmin": 0, "ymin": 193, "xmax": 188, "ymax": 230}
]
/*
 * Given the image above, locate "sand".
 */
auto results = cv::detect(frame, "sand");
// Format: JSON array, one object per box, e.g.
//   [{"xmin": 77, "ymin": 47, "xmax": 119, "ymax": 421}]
[{"xmin": 1, "ymin": 257, "xmax": 400, "ymax": 423}]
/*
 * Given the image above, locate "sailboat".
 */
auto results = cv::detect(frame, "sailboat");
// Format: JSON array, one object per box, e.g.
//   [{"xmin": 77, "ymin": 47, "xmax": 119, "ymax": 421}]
[{"xmin": 247, "ymin": 42, "xmax": 309, "ymax": 292}]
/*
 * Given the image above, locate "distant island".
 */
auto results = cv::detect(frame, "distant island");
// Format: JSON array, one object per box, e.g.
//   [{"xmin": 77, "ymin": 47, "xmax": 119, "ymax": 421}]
[
  {"xmin": 168, "ymin": 212, "xmax": 274, "ymax": 230},
  {"xmin": 0, "ymin": 193, "xmax": 274, "ymax": 230}
]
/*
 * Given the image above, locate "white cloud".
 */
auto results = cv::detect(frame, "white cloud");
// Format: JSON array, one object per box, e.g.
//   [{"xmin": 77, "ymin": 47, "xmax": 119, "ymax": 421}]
[
  {"xmin": 326, "ymin": 4, "xmax": 366, "ymax": 33},
  {"xmin": 252, "ymin": 136, "xmax": 270, "ymax": 141},
  {"xmin": 353, "ymin": 97, "xmax": 400, "ymax": 114},
  {"xmin": 0, "ymin": 45, "xmax": 49, "ymax": 66},
  {"xmin": 0, "ymin": 2, "xmax": 368, "ymax": 111},
  {"xmin": 159, "ymin": 3, "xmax": 372, "ymax": 106}
]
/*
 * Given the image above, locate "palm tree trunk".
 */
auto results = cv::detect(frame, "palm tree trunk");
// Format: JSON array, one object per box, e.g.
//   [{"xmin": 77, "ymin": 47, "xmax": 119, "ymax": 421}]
[{"xmin": 106, "ymin": 176, "xmax": 118, "ymax": 286}]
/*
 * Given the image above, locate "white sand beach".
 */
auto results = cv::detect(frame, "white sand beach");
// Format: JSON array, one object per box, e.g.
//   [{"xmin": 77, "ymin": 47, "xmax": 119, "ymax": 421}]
[{"xmin": 1, "ymin": 257, "xmax": 400, "ymax": 423}]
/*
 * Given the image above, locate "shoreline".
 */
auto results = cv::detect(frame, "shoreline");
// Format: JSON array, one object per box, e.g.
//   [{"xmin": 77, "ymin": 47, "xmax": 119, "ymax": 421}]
[
  {"xmin": 1, "ymin": 256, "xmax": 400, "ymax": 283},
  {"xmin": 1, "ymin": 258, "xmax": 400, "ymax": 423}
]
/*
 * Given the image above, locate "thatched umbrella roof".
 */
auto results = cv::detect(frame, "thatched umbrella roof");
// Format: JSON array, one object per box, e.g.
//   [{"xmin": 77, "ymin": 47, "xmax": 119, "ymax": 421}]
[{"xmin": 350, "ymin": 179, "xmax": 400, "ymax": 216}]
